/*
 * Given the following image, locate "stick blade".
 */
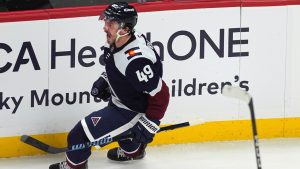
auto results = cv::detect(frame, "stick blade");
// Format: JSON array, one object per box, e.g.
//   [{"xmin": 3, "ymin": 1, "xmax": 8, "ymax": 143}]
[
  {"xmin": 222, "ymin": 85, "xmax": 251, "ymax": 103},
  {"xmin": 20, "ymin": 135, "xmax": 66, "ymax": 154}
]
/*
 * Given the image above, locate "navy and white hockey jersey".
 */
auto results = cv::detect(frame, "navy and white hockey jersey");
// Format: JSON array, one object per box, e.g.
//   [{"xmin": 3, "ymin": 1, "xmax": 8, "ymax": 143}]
[{"xmin": 102, "ymin": 32, "xmax": 169, "ymax": 120}]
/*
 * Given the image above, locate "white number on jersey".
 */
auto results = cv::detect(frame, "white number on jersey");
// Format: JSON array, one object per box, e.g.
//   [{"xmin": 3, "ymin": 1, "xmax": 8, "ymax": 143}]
[{"xmin": 136, "ymin": 65, "xmax": 154, "ymax": 82}]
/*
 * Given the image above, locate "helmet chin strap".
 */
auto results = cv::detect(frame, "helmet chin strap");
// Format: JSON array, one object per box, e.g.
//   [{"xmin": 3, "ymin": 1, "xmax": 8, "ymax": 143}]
[{"xmin": 115, "ymin": 29, "xmax": 130, "ymax": 42}]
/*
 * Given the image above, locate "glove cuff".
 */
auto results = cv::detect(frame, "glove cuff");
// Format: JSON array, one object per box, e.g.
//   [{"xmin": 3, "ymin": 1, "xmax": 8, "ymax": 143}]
[
  {"xmin": 139, "ymin": 115, "xmax": 160, "ymax": 134},
  {"xmin": 145, "ymin": 116, "xmax": 160, "ymax": 126}
]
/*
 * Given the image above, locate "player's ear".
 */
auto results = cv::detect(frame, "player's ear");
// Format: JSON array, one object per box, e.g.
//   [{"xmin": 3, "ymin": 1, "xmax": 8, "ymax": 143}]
[{"xmin": 121, "ymin": 27, "xmax": 130, "ymax": 34}]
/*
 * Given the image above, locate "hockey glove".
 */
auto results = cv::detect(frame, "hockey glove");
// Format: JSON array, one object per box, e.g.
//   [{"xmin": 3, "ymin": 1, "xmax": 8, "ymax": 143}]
[
  {"xmin": 101, "ymin": 44, "xmax": 113, "ymax": 65},
  {"xmin": 91, "ymin": 72, "xmax": 111, "ymax": 101},
  {"xmin": 131, "ymin": 115, "xmax": 160, "ymax": 144}
]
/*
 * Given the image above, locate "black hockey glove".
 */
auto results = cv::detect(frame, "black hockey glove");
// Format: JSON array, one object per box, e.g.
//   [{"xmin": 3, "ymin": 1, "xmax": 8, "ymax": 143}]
[
  {"xmin": 94, "ymin": 87, "xmax": 111, "ymax": 102},
  {"xmin": 101, "ymin": 45, "xmax": 113, "ymax": 65},
  {"xmin": 91, "ymin": 73, "xmax": 111, "ymax": 101},
  {"xmin": 131, "ymin": 115, "xmax": 160, "ymax": 144}
]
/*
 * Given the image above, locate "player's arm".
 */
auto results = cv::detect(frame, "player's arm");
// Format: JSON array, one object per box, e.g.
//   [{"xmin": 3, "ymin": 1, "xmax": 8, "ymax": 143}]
[{"xmin": 126, "ymin": 58, "xmax": 170, "ymax": 143}]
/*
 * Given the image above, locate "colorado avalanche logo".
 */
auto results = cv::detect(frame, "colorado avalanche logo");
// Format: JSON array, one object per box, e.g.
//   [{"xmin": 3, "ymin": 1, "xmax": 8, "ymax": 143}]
[{"xmin": 91, "ymin": 117, "xmax": 101, "ymax": 126}]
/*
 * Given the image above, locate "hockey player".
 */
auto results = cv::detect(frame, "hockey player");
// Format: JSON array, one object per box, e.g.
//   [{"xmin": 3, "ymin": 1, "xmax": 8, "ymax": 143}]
[{"xmin": 49, "ymin": 2, "xmax": 170, "ymax": 169}]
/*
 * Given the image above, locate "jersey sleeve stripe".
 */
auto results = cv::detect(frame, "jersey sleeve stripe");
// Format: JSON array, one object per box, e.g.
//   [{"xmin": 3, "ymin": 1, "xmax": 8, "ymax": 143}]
[{"xmin": 148, "ymin": 78, "xmax": 162, "ymax": 96}]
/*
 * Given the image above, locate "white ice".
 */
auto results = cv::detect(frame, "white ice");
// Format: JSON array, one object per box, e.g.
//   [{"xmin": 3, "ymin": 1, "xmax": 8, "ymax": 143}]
[{"xmin": 1, "ymin": 138, "xmax": 300, "ymax": 169}]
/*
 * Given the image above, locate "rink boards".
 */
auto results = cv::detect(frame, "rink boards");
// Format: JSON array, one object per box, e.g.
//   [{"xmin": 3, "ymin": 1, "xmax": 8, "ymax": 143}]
[{"xmin": 1, "ymin": 0, "xmax": 300, "ymax": 157}]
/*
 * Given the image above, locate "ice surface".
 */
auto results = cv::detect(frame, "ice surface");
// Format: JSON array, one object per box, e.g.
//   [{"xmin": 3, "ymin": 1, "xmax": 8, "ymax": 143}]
[{"xmin": 0, "ymin": 138, "xmax": 300, "ymax": 169}]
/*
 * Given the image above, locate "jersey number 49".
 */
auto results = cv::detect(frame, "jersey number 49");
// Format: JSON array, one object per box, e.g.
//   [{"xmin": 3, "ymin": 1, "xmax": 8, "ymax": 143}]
[{"xmin": 136, "ymin": 65, "xmax": 153, "ymax": 82}]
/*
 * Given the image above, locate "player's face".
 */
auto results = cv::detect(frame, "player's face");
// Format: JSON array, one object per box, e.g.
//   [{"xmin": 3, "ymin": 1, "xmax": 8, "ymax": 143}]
[{"xmin": 103, "ymin": 19, "xmax": 121, "ymax": 45}]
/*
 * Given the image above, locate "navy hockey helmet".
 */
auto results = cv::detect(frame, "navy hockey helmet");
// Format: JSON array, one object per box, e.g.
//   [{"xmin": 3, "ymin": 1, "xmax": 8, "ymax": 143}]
[{"xmin": 100, "ymin": 2, "xmax": 138, "ymax": 31}]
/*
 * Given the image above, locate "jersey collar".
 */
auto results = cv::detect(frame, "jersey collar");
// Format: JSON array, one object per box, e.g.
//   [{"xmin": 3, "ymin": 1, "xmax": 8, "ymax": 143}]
[{"xmin": 112, "ymin": 34, "xmax": 136, "ymax": 54}]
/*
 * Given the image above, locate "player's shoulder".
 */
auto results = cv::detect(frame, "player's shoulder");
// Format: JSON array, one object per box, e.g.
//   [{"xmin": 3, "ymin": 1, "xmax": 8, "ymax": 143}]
[
  {"xmin": 124, "ymin": 32, "xmax": 157, "ymax": 63},
  {"xmin": 113, "ymin": 32, "xmax": 157, "ymax": 75}
]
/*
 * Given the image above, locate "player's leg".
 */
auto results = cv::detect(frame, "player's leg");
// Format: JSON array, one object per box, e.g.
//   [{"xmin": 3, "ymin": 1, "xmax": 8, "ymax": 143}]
[
  {"xmin": 49, "ymin": 121, "xmax": 89, "ymax": 169},
  {"xmin": 50, "ymin": 105, "xmax": 142, "ymax": 169},
  {"xmin": 84, "ymin": 105, "xmax": 145, "ymax": 162},
  {"xmin": 107, "ymin": 139, "xmax": 147, "ymax": 161}
]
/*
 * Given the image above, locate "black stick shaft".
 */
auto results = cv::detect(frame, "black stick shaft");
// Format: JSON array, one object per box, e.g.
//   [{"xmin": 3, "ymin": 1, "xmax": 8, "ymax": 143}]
[
  {"xmin": 21, "ymin": 121, "xmax": 196, "ymax": 154},
  {"xmin": 249, "ymin": 99, "xmax": 262, "ymax": 169},
  {"xmin": 159, "ymin": 122, "xmax": 190, "ymax": 132},
  {"xmin": 69, "ymin": 122, "xmax": 191, "ymax": 152}
]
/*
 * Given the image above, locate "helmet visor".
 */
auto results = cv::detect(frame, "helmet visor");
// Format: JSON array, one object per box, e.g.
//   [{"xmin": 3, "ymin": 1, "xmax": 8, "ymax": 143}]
[
  {"xmin": 99, "ymin": 12, "xmax": 115, "ymax": 21},
  {"xmin": 99, "ymin": 9, "xmax": 121, "ymax": 21},
  {"xmin": 99, "ymin": 12, "xmax": 106, "ymax": 20},
  {"xmin": 100, "ymin": 12, "xmax": 125, "ymax": 29}
]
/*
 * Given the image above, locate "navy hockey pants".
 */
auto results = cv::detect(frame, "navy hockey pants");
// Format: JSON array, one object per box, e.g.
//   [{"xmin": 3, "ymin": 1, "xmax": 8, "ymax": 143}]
[{"xmin": 66, "ymin": 104, "xmax": 143, "ymax": 165}]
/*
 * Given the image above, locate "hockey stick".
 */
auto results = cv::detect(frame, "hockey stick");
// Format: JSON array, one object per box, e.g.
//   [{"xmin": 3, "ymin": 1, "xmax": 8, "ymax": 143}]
[
  {"xmin": 222, "ymin": 85, "xmax": 262, "ymax": 169},
  {"xmin": 20, "ymin": 119, "xmax": 204, "ymax": 154}
]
